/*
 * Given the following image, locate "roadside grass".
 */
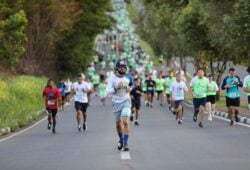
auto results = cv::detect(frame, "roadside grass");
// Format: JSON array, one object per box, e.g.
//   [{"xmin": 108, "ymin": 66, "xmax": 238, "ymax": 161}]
[{"xmin": 0, "ymin": 76, "xmax": 47, "ymax": 135}]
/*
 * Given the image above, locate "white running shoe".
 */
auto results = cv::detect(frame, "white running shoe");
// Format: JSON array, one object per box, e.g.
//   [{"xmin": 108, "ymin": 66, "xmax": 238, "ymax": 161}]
[{"xmin": 208, "ymin": 115, "xmax": 212, "ymax": 121}]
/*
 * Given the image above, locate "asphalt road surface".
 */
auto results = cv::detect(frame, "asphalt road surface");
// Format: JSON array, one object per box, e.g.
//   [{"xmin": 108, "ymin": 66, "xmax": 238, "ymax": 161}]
[{"xmin": 0, "ymin": 96, "xmax": 250, "ymax": 170}]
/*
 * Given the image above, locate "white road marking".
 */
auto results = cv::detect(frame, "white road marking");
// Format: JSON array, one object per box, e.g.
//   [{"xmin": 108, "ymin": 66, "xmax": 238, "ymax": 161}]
[
  {"xmin": 213, "ymin": 115, "xmax": 250, "ymax": 128},
  {"xmin": 0, "ymin": 116, "xmax": 47, "ymax": 143},
  {"xmin": 121, "ymin": 151, "xmax": 131, "ymax": 160}
]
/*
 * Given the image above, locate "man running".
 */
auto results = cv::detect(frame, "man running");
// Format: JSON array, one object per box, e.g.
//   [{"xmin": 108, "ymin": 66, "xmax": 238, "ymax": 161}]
[
  {"xmin": 221, "ymin": 67, "xmax": 243, "ymax": 126},
  {"xmin": 42, "ymin": 79, "xmax": 61, "ymax": 134},
  {"xmin": 170, "ymin": 73, "xmax": 188, "ymax": 124},
  {"xmin": 190, "ymin": 68, "xmax": 208, "ymax": 128},
  {"xmin": 56, "ymin": 79, "xmax": 66, "ymax": 110},
  {"xmin": 130, "ymin": 78, "xmax": 143, "ymax": 125},
  {"xmin": 106, "ymin": 60, "xmax": 131, "ymax": 151},
  {"xmin": 72, "ymin": 74, "xmax": 93, "ymax": 131},
  {"xmin": 145, "ymin": 73, "xmax": 156, "ymax": 107},
  {"xmin": 243, "ymin": 66, "xmax": 250, "ymax": 110},
  {"xmin": 64, "ymin": 78, "xmax": 72, "ymax": 104}
]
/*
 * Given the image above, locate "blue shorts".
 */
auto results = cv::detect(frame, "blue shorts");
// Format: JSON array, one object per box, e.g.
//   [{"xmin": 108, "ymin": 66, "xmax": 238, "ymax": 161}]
[{"xmin": 112, "ymin": 100, "xmax": 131, "ymax": 121}]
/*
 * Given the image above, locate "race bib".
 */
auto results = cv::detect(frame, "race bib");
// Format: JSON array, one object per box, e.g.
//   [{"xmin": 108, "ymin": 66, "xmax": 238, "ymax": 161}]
[
  {"xmin": 48, "ymin": 100, "xmax": 55, "ymax": 105},
  {"xmin": 229, "ymin": 92, "xmax": 237, "ymax": 98},
  {"xmin": 148, "ymin": 87, "xmax": 153, "ymax": 90}
]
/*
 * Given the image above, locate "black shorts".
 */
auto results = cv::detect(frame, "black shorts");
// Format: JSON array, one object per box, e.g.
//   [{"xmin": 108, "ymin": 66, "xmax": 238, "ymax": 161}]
[
  {"xmin": 206, "ymin": 95, "xmax": 216, "ymax": 104},
  {"xmin": 248, "ymin": 96, "xmax": 250, "ymax": 104},
  {"xmin": 173, "ymin": 100, "xmax": 184, "ymax": 109},
  {"xmin": 166, "ymin": 94, "xmax": 170, "ymax": 98},
  {"xmin": 46, "ymin": 108, "xmax": 58, "ymax": 117},
  {"xmin": 132, "ymin": 99, "xmax": 141, "ymax": 110},
  {"xmin": 156, "ymin": 90, "xmax": 163, "ymax": 94},
  {"xmin": 147, "ymin": 90, "xmax": 154, "ymax": 96},
  {"xmin": 75, "ymin": 101, "xmax": 88, "ymax": 113},
  {"xmin": 193, "ymin": 97, "xmax": 206, "ymax": 109},
  {"xmin": 65, "ymin": 92, "xmax": 70, "ymax": 97},
  {"xmin": 226, "ymin": 97, "xmax": 240, "ymax": 107}
]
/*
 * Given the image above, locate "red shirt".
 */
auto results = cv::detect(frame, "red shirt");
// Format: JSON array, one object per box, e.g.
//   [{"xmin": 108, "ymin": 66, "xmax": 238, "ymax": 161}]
[{"xmin": 42, "ymin": 87, "xmax": 61, "ymax": 109}]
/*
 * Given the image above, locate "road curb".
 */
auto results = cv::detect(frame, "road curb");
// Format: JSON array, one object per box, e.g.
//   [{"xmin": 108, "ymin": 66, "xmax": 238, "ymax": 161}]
[{"xmin": 184, "ymin": 102, "xmax": 250, "ymax": 126}]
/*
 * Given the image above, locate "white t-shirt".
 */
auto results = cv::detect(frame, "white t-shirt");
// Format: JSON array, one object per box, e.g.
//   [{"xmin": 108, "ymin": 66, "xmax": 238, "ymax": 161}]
[
  {"xmin": 64, "ymin": 81, "xmax": 72, "ymax": 93},
  {"xmin": 106, "ymin": 74, "xmax": 130, "ymax": 103},
  {"xmin": 72, "ymin": 81, "xmax": 91, "ymax": 103},
  {"xmin": 243, "ymin": 75, "xmax": 250, "ymax": 88},
  {"xmin": 170, "ymin": 81, "xmax": 188, "ymax": 100}
]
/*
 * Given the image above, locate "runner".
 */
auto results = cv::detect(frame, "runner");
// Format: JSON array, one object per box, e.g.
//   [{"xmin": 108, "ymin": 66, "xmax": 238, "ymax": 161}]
[
  {"xmin": 99, "ymin": 79, "xmax": 107, "ymax": 106},
  {"xmin": 72, "ymin": 74, "xmax": 93, "ymax": 131},
  {"xmin": 56, "ymin": 79, "xmax": 66, "ymax": 111},
  {"xmin": 106, "ymin": 60, "xmax": 131, "ymax": 151},
  {"xmin": 243, "ymin": 66, "xmax": 250, "ymax": 110},
  {"xmin": 130, "ymin": 78, "xmax": 143, "ymax": 125},
  {"xmin": 142, "ymin": 74, "xmax": 148, "ymax": 106},
  {"xmin": 165, "ymin": 70, "xmax": 175, "ymax": 111},
  {"xmin": 92, "ymin": 72, "xmax": 100, "ymax": 96},
  {"xmin": 170, "ymin": 73, "xmax": 188, "ymax": 124},
  {"xmin": 145, "ymin": 73, "xmax": 156, "ymax": 108},
  {"xmin": 64, "ymin": 78, "xmax": 72, "ymax": 104},
  {"xmin": 42, "ymin": 79, "xmax": 61, "ymax": 134},
  {"xmin": 206, "ymin": 75, "xmax": 219, "ymax": 121},
  {"xmin": 221, "ymin": 67, "xmax": 243, "ymax": 126},
  {"xmin": 155, "ymin": 71, "xmax": 165, "ymax": 107},
  {"xmin": 190, "ymin": 68, "xmax": 209, "ymax": 128}
]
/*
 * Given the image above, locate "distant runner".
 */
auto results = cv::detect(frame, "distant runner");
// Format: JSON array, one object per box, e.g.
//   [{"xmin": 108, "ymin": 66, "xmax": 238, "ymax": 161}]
[
  {"xmin": 72, "ymin": 74, "xmax": 93, "ymax": 132},
  {"xmin": 42, "ymin": 79, "xmax": 61, "ymax": 134}
]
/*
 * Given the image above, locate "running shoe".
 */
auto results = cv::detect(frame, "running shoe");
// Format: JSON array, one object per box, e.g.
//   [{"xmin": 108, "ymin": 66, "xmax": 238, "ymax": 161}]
[
  {"xmin": 130, "ymin": 115, "xmax": 134, "ymax": 122},
  {"xmin": 230, "ymin": 120, "xmax": 234, "ymax": 126},
  {"xmin": 47, "ymin": 123, "xmax": 51, "ymax": 130},
  {"xmin": 134, "ymin": 121, "xmax": 139, "ymax": 126},
  {"xmin": 235, "ymin": 115, "xmax": 239, "ymax": 123},
  {"xmin": 198, "ymin": 122, "xmax": 203, "ymax": 128},
  {"xmin": 193, "ymin": 115, "xmax": 197, "ymax": 122},
  {"xmin": 117, "ymin": 141, "xmax": 123, "ymax": 150},
  {"xmin": 78, "ymin": 125, "xmax": 82, "ymax": 132},
  {"xmin": 52, "ymin": 128, "xmax": 56, "ymax": 134},
  {"xmin": 83, "ymin": 123, "xmax": 87, "ymax": 131},
  {"xmin": 208, "ymin": 115, "xmax": 212, "ymax": 121},
  {"xmin": 123, "ymin": 144, "xmax": 129, "ymax": 151}
]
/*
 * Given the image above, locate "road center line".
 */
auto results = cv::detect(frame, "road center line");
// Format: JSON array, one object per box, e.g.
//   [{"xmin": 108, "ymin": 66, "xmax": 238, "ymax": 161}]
[{"xmin": 121, "ymin": 151, "xmax": 131, "ymax": 160}]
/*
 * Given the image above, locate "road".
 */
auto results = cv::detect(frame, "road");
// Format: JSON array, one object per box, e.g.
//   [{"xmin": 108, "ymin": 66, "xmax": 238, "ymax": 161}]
[{"xmin": 0, "ymin": 96, "xmax": 250, "ymax": 170}]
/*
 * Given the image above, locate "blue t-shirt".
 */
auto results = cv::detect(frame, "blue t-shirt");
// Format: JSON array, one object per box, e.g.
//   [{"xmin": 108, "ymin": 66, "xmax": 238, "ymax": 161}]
[
  {"xmin": 221, "ymin": 76, "xmax": 243, "ymax": 98},
  {"xmin": 56, "ymin": 82, "xmax": 66, "ymax": 97}
]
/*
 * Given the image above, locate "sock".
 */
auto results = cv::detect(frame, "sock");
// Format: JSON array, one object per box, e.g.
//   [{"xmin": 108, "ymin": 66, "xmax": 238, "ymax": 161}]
[
  {"xmin": 123, "ymin": 135, "xmax": 129, "ymax": 144},
  {"xmin": 248, "ymin": 104, "xmax": 250, "ymax": 110},
  {"xmin": 118, "ymin": 133, "xmax": 123, "ymax": 142}
]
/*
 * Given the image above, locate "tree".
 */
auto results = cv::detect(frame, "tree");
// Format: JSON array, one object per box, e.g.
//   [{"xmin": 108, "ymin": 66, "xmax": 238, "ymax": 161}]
[
  {"xmin": 232, "ymin": 0, "xmax": 250, "ymax": 65},
  {"xmin": 0, "ymin": 9, "xmax": 27, "ymax": 68}
]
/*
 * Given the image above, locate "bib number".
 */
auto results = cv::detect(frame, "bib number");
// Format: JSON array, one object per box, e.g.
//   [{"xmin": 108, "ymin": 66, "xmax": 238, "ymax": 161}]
[{"xmin": 48, "ymin": 100, "xmax": 55, "ymax": 105}]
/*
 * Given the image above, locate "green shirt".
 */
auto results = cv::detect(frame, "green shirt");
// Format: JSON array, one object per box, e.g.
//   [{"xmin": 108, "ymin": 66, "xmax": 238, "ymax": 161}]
[
  {"xmin": 92, "ymin": 74, "xmax": 100, "ymax": 85},
  {"xmin": 155, "ymin": 78, "xmax": 165, "ymax": 91},
  {"xmin": 207, "ymin": 81, "xmax": 218, "ymax": 96},
  {"xmin": 165, "ymin": 77, "xmax": 175, "ymax": 94},
  {"xmin": 99, "ymin": 83, "xmax": 106, "ymax": 96},
  {"xmin": 191, "ymin": 77, "xmax": 208, "ymax": 98}
]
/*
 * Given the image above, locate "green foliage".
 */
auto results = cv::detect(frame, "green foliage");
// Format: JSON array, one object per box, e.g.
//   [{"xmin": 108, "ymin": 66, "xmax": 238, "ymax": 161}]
[
  {"xmin": 56, "ymin": 0, "xmax": 112, "ymax": 76},
  {"xmin": 0, "ymin": 10, "xmax": 27, "ymax": 67},
  {"xmin": 0, "ymin": 76, "xmax": 47, "ymax": 131}
]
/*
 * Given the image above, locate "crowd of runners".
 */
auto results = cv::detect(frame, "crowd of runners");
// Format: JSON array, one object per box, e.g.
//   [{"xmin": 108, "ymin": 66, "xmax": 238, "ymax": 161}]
[{"xmin": 42, "ymin": 2, "xmax": 250, "ymax": 152}]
